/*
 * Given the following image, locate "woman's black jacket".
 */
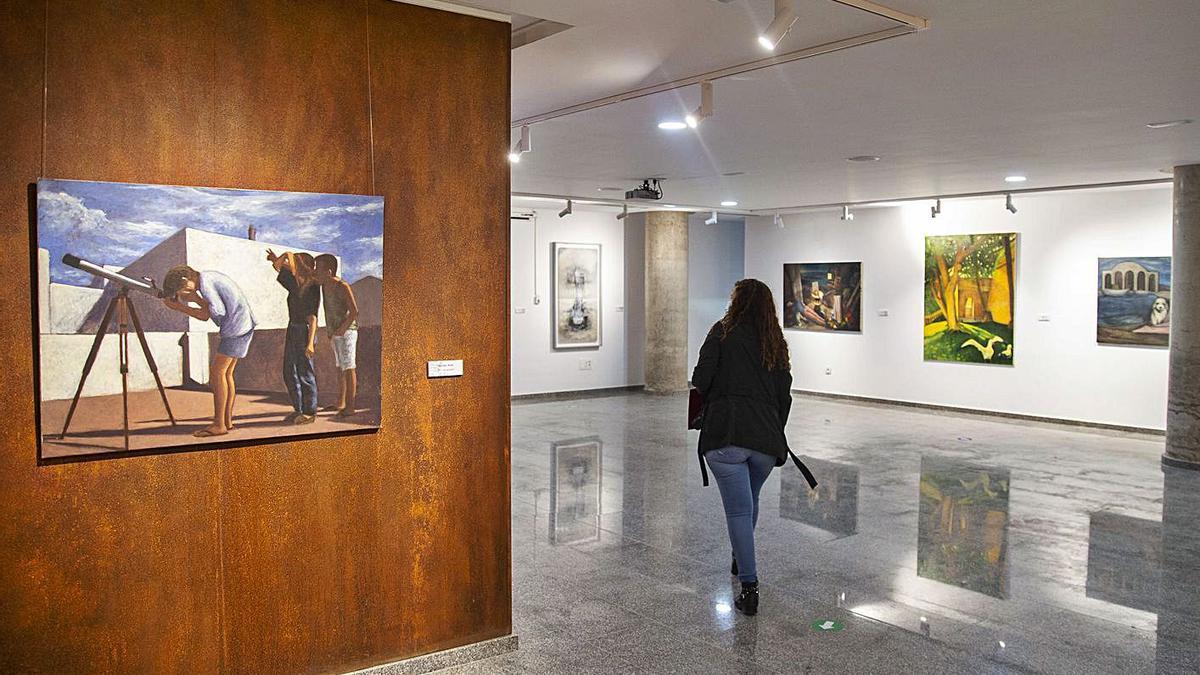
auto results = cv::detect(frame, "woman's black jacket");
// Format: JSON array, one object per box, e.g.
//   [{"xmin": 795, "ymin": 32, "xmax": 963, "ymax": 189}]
[{"xmin": 691, "ymin": 321, "xmax": 816, "ymax": 489}]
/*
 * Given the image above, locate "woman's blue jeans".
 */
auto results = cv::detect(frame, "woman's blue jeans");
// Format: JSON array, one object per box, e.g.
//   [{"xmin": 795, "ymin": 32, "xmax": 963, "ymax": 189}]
[{"xmin": 704, "ymin": 445, "xmax": 776, "ymax": 583}]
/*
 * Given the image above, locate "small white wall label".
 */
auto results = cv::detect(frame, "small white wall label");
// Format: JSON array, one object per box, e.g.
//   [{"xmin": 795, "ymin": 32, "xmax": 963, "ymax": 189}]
[{"xmin": 427, "ymin": 360, "xmax": 464, "ymax": 378}]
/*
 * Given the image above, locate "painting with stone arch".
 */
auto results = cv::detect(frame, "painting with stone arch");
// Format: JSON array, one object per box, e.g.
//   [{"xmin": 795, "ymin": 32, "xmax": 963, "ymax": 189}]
[
  {"xmin": 35, "ymin": 178, "xmax": 384, "ymax": 459},
  {"xmin": 553, "ymin": 242, "xmax": 601, "ymax": 349},
  {"xmin": 923, "ymin": 233, "xmax": 1017, "ymax": 365},
  {"xmin": 1097, "ymin": 257, "xmax": 1171, "ymax": 347},
  {"xmin": 782, "ymin": 262, "xmax": 862, "ymax": 332}
]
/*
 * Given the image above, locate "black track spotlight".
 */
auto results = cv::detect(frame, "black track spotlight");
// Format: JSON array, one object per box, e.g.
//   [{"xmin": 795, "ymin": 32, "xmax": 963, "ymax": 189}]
[
  {"xmin": 558, "ymin": 199, "xmax": 573, "ymax": 218},
  {"xmin": 931, "ymin": 199, "xmax": 942, "ymax": 219},
  {"xmin": 1005, "ymin": 193, "xmax": 1017, "ymax": 214},
  {"xmin": 841, "ymin": 205, "xmax": 855, "ymax": 221}
]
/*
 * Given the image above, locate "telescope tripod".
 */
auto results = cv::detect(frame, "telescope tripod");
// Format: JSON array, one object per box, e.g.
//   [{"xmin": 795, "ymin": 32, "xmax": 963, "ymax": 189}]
[{"xmin": 59, "ymin": 288, "xmax": 177, "ymax": 451}]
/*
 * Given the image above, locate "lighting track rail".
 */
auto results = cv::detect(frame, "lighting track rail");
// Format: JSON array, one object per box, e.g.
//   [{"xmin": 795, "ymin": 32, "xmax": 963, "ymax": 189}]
[
  {"xmin": 755, "ymin": 178, "xmax": 1174, "ymax": 215},
  {"xmin": 511, "ymin": 0, "xmax": 928, "ymax": 129}
]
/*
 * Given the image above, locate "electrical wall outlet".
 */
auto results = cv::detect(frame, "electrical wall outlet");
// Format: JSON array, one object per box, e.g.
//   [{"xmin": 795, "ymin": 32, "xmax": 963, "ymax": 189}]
[
  {"xmin": 877, "ymin": 309, "xmax": 889, "ymax": 317},
  {"xmin": 1038, "ymin": 314, "xmax": 1051, "ymax": 322},
  {"xmin": 825, "ymin": 367, "xmax": 832, "ymax": 375},
  {"xmin": 579, "ymin": 359, "xmax": 593, "ymax": 371},
  {"xmin": 514, "ymin": 307, "xmax": 527, "ymax": 314}
]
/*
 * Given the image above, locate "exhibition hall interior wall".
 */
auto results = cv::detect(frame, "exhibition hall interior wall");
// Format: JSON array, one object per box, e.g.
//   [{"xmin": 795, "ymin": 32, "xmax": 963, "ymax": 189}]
[
  {"xmin": 0, "ymin": 1, "xmax": 510, "ymax": 673},
  {"xmin": 510, "ymin": 208, "xmax": 744, "ymax": 395},
  {"xmin": 745, "ymin": 186, "xmax": 1172, "ymax": 431}
]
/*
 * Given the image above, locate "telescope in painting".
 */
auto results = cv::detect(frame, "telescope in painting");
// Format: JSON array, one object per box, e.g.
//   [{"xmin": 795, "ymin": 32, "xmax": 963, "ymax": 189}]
[{"xmin": 61, "ymin": 253, "xmax": 161, "ymax": 297}]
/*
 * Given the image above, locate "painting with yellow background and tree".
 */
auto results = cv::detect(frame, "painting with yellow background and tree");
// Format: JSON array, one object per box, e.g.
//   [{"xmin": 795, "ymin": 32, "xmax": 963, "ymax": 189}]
[{"xmin": 924, "ymin": 233, "xmax": 1017, "ymax": 365}]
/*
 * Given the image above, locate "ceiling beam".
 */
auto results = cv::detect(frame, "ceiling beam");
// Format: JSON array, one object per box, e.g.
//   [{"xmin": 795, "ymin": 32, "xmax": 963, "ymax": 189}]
[
  {"xmin": 512, "ymin": 25, "xmax": 915, "ymax": 128},
  {"xmin": 830, "ymin": 0, "xmax": 929, "ymax": 30}
]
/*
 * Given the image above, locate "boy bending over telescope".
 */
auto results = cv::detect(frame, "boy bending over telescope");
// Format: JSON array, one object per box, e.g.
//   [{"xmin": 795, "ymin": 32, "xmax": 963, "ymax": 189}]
[{"xmin": 161, "ymin": 266, "xmax": 257, "ymax": 437}]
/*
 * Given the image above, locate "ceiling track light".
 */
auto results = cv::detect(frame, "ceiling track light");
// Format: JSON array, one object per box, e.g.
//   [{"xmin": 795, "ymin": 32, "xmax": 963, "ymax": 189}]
[
  {"xmin": 705, "ymin": 210, "xmax": 719, "ymax": 225},
  {"xmin": 840, "ymin": 205, "xmax": 854, "ymax": 221},
  {"xmin": 758, "ymin": 0, "xmax": 798, "ymax": 51},
  {"xmin": 616, "ymin": 203, "xmax": 629, "ymax": 221},
  {"xmin": 558, "ymin": 199, "xmax": 573, "ymax": 218},
  {"xmin": 931, "ymin": 198, "xmax": 941, "ymax": 218},
  {"xmin": 507, "ymin": 125, "xmax": 531, "ymax": 163},
  {"xmin": 774, "ymin": 213, "xmax": 784, "ymax": 228},
  {"xmin": 1005, "ymin": 193, "xmax": 1017, "ymax": 214}
]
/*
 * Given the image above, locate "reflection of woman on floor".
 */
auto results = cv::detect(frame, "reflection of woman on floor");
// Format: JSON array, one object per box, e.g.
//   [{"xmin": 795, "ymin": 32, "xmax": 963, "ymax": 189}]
[{"xmin": 161, "ymin": 265, "xmax": 257, "ymax": 437}]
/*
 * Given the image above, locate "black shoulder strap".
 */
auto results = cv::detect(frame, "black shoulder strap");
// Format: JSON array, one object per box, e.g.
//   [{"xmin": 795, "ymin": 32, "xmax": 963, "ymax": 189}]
[
  {"xmin": 788, "ymin": 450, "xmax": 818, "ymax": 489},
  {"xmin": 699, "ymin": 452, "xmax": 709, "ymax": 486}
]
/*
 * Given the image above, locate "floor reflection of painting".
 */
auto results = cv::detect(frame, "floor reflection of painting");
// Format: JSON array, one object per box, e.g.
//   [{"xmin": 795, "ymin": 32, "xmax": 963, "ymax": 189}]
[
  {"xmin": 782, "ymin": 262, "xmax": 862, "ymax": 332},
  {"xmin": 1097, "ymin": 257, "xmax": 1171, "ymax": 347},
  {"xmin": 780, "ymin": 456, "xmax": 858, "ymax": 535},
  {"xmin": 1086, "ymin": 512, "xmax": 1161, "ymax": 613},
  {"xmin": 553, "ymin": 242, "xmax": 601, "ymax": 349},
  {"xmin": 550, "ymin": 437, "xmax": 602, "ymax": 545},
  {"xmin": 917, "ymin": 458, "xmax": 1010, "ymax": 598}
]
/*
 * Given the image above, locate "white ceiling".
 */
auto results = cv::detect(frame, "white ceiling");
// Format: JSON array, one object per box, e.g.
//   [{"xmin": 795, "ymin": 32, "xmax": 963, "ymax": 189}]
[{"xmin": 461, "ymin": 0, "xmax": 1200, "ymax": 211}]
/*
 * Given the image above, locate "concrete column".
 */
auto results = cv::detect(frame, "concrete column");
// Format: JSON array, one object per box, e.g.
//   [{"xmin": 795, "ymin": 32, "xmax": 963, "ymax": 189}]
[
  {"xmin": 1166, "ymin": 164, "xmax": 1200, "ymax": 468},
  {"xmin": 1156, "ymin": 464, "xmax": 1200, "ymax": 671},
  {"xmin": 643, "ymin": 211, "xmax": 689, "ymax": 393}
]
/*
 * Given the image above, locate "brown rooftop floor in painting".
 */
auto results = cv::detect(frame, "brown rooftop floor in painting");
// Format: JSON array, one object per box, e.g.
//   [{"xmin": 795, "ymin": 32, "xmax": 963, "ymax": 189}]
[{"xmin": 40, "ymin": 389, "xmax": 381, "ymax": 459}]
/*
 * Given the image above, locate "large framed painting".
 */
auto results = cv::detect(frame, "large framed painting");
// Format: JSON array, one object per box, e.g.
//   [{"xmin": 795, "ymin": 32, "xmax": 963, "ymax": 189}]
[
  {"xmin": 1097, "ymin": 257, "xmax": 1171, "ymax": 347},
  {"xmin": 549, "ymin": 437, "xmax": 602, "ymax": 545},
  {"xmin": 924, "ymin": 233, "xmax": 1017, "ymax": 365},
  {"xmin": 35, "ymin": 178, "xmax": 384, "ymax": 459},
  {"xmin": 553, "ymin": 242, "xmax": 601, "ymax": 349},
  {"xmin": 783, "ymin": 262, "xmax": 862, "ymax": 332},
  {"xmin": 917, "ymin": 458, "xmax": 1010, "ymax": 599}
]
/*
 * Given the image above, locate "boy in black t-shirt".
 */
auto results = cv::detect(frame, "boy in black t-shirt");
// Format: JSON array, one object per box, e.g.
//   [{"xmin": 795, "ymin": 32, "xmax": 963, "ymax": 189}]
[{"xmin": 266, "ymin": 249, "xmax": 320, "ymax": 424}]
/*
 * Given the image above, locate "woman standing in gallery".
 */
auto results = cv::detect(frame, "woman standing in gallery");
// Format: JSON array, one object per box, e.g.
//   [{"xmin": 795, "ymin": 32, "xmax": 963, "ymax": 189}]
[{"xmin": 691, "ymin": 278, "xmax": 798, "ymax": 617}]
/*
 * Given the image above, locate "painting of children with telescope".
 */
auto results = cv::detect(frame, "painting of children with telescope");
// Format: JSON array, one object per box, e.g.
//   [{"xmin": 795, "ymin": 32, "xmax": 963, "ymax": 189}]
[{"xmin": 34, "ymin": 178, "xmax": 384, "ymax": 458}]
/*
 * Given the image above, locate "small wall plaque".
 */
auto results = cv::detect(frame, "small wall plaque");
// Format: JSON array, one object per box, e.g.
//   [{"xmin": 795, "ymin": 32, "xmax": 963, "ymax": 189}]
[{"xmin": 427, "ymin": 360, "xmax": 464, "ymax": 378}]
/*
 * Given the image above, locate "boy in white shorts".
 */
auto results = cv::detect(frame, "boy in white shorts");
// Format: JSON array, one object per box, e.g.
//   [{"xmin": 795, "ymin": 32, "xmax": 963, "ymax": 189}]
[{"xmin": 315, "ymin": 254, "xmax": 360, "ymax": 417}]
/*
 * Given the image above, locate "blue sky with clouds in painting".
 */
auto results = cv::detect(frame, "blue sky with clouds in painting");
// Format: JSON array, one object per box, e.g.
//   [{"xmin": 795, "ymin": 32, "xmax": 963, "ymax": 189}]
[{"xmin": 37, "ymin": 179, "xmax": 384, "ymax": 285}]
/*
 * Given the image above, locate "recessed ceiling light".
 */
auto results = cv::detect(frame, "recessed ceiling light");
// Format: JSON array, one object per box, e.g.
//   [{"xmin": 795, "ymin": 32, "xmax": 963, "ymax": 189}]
[
  {"xmin": 1146, "ymin": 119, "xmax": 1193, "ymax": 129},
  {"xmin": 847, "ymin": 155, "xmax": 881, "ymax": 163},
  {"xmin": 658, "ymin": 121, "xmax": 688, "ymax": 130},
  {"xmin": 1004, "ymin": 175, "xmax": 1027, "ymax": 183},
  {"xmin": 664, "ymin": 204, "xmax": 677, "ymax": 208},
  {"xmin": 720, "ymin": 200, "xmax": 738, "ymax": 207},
  {"xmin": 597, "ymin": 187, "xmax": 623, "ymax": 192}
]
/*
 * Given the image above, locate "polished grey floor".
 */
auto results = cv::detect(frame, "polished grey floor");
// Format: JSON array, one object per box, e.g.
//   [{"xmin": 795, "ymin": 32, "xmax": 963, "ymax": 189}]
[{"xmin": 448, "ymin": 392, "xmax": 1200, "ymax": 674}]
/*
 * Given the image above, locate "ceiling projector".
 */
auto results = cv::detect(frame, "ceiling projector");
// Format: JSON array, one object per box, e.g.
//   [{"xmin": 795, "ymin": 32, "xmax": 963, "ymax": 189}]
[{"xmin": 625, "ymin": 179, "xmax": 663, "ymax": 201}]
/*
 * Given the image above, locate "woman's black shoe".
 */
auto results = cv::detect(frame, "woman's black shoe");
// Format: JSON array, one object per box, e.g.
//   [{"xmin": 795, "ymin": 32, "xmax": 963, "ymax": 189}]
[
  {"xmin": 731, "ymin": 556, "xmax": 738, "ymax": 576},
  {"xmin": 734, "ymin": 582, "xmax": 759, "ymax": 616}
]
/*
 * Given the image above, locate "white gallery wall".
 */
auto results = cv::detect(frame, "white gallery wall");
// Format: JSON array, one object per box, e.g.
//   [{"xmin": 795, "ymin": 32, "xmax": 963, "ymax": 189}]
[
  {"xmin": 510, "ymin": 207, "xmax": 747, "ymax": 396},
  {"xmin": 688, "ymin": 214, "xmax": 745, "ymax": 375},
  {"xmin": 745, "ymin": 185, "xmax": 1173, "ymax": 431},
  {"xmin": 510, "ymin": 206, "xmax": 637, "ymax": 395}
]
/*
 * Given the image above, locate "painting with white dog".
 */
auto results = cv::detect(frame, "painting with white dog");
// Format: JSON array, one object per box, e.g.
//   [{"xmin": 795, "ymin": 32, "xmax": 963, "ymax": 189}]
[{"xmin": 1097, "ymin": 256, "xmax": 1171, "ymax": 347}]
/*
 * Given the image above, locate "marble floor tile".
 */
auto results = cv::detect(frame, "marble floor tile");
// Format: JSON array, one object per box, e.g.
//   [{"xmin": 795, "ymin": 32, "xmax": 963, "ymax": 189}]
[{"xmin": 448, "ymin": 392, "xmax": 1200, "ymax": 674}]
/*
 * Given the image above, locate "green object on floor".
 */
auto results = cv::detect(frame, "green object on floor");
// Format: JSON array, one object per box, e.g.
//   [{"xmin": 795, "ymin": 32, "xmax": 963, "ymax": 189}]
[{"xmin": 811, "ymin": 619, "xmax": 844, "ymax": 632}]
